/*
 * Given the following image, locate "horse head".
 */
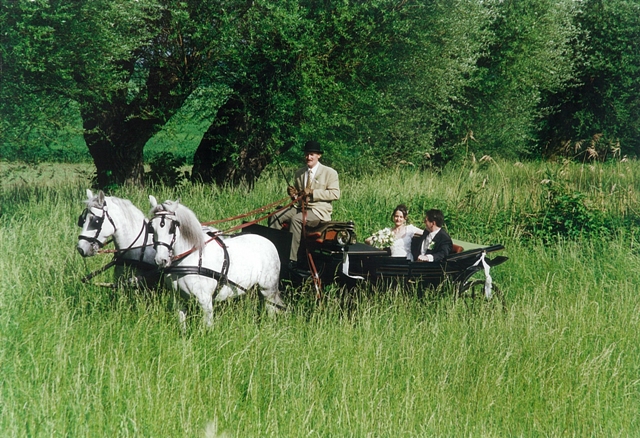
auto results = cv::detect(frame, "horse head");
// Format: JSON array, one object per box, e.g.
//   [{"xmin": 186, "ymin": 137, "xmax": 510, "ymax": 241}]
[
  {"xmin": 77, "ymin": 189, "xmax": 117, "ymax": 257},
  {"xmin": 149, "ymin": 195, "xmax": 205, "ymax": 269}
]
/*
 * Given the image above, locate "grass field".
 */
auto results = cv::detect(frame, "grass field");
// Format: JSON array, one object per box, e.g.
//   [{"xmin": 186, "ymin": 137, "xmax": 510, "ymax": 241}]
[{"xmin": 1, "ymin": 159, "xmax": 639, "ymax": 436}]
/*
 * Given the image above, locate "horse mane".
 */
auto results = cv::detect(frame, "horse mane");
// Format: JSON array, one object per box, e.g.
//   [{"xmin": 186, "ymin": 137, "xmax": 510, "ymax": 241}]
[
  {"xmin": 151, "ymin": 200, "xmax": 206, "ymax": 251},
  {"xmin": 86, "ymin": 194, "xmax": 144, "ymax": 225},
  {"xmin": 108, "ymin": 197, "xmax": 145, "ymax": 224}
]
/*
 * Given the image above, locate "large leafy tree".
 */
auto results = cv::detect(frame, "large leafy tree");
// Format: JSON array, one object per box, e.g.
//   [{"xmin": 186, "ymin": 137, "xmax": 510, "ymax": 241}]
[
  {"xmin": 440, "ymin": 0, "xmax": 582, "ymax": 159},
  {"xmin": 191, "ymin": 0, "xmax": 494, "ymax": 184},
  {"xmin": 538, "ymin": 0, "xmax": 640, "ymax": 158},
  {"xmin": 2, "ymin": 0, "xmax": 249, "ymax": 187},
  {"xmin": 191, "ymin": 0, "xmax": 305, "ymax": 185}
]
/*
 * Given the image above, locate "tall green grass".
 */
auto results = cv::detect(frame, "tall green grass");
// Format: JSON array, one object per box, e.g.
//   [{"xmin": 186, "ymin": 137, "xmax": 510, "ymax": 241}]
[{"xmin": 1, "ymin": 160, "xmax": 639, "ymax": 436}]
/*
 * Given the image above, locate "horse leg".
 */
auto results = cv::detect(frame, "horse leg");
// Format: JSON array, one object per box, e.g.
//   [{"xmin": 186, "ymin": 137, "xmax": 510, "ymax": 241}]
[
  {"xmin": 192, "ymin": 280, "xmax": 214, "ymax": 327},
  {"xmin": 261, "ymin": 284, "xmax": 285, "ymax": 315},
  {"xmin": 178, "ymin": 308, "xmax": 187, "ymax": 333},
  {"xmin": 169, "ymin": 277, "xmax": 190, "ymax": 333},
  {"xmin": 175, "ymin": 277, "xmax": 215, "ymax": 328}
]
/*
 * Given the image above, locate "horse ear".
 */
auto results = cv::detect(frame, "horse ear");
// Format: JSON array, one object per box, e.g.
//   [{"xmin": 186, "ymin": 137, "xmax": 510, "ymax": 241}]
[
  {"xmin": 149, "ymin": 195, "xmax": 158, "ymax": 208},
  {"xmin": 97, "ymin": 191, "xmax": 106, "ymax": 207},
  {"xmin": 86, "ymin": 189, "xmax": 93, "ymax": 199}
]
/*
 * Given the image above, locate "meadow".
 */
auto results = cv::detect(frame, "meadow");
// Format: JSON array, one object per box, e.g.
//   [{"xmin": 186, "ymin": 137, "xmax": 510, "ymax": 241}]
[{"xmin": 1, "ymin": 158, "xmax": 639, "ymax": 436}]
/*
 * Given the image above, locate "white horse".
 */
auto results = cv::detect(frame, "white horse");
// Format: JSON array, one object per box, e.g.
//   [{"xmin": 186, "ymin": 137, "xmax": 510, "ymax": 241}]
[
  {"xmin": 148, "ymin": 196, "xmax": 284, "ymax": 327},
  {"xmin": 77, "ymin": 189, "xmax": 160, "ymax": 288}
]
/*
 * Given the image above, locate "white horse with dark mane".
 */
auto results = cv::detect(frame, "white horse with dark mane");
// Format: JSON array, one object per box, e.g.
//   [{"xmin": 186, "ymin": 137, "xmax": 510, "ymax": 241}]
[
  {"xmin": 77, "ymin": 189, "xmax": 160, "ymax": 288},
  {"xmin": 148, "ymin": 196, "xmax": 284, "ymax": 327}
]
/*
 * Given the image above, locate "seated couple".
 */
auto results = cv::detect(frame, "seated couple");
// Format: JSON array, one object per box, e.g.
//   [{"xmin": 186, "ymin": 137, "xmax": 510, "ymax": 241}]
[{"xmin": 365, "ymin": 205, "xmax": 453, "ymax": 263}]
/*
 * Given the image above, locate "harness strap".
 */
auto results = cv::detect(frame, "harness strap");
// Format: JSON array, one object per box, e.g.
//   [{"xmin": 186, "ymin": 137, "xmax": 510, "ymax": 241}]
[
  {"xmin": 113, "ymin": 257, "xmax": 157, "ymax": 271},
  {"xmin": 162, "ymin": 267, "xmax": 246, "ymax": 293},
  {"xmin": 81, "ymin": 220, "xmax": 156, "ymax": 284},
  {"xmin": 139, "ymin": 223, "xmax": 150, "ymax": 264},
  {"xmin": 167, "ymin": 234, "xmax": 238, "ymax": 300},
  {"xmin": 81, "ymin": 259, "xmax": 119, "ymax": 283}
]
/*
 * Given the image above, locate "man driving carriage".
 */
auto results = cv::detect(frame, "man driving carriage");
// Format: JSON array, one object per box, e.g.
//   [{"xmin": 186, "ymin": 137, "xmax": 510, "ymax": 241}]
[{"xmin": 269, "ymin": 140, "xmax": 340, "ymax": 271}]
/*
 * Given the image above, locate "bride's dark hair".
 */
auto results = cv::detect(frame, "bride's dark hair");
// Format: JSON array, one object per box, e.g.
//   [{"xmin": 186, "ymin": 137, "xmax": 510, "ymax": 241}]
[{"xmin": 391, "ymin": 204, "xmax": 409, "ymax": 222}]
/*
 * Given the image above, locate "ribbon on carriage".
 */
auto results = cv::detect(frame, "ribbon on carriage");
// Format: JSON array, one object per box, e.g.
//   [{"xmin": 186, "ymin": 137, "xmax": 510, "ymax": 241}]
[
  {"xmin": 341, "ymin": 252, "xmax": 364, "ymax": 280},
  {"xmin": 471, "ymin": 251, "xmax": 493, "ymax": 299}
]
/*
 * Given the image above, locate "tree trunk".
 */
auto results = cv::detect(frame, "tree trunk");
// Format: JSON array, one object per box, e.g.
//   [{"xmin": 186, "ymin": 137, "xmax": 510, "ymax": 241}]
[
  {"xmin": 81, "ymin": 107, "xmax": 154, "ymax": 188},
  {"xmin": 192, "ymin": 93, "xmax": 271, "ymax": 187},
  {"xmin": 79, "ymin": 64, "xmax": 190, "ymax": 189}
]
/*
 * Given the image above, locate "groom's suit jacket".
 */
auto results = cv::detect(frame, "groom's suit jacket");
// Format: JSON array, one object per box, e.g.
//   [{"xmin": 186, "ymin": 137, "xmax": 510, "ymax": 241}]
[
  {"xmin": 419, "ymin": 228, "xmax": 453, "ymax": 263},
  {"xmin": 294, "ymin": 162, "xmax": 340, "ymax": 222}
]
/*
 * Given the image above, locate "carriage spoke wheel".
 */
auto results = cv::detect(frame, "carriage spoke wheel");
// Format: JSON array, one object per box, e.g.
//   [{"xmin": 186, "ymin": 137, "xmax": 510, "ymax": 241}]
[{"xmin": 457, "ymin": 279, "xmax": 505, "ymax": 310}]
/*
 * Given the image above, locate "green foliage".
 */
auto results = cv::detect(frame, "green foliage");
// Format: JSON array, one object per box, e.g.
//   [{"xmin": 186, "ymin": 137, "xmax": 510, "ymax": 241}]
[
  {"xmin": 145, "ymin": 151, "xmax": 190, "ymax": 187},
  {"xmin": 538, "ymin": 0, "xmax": 640, "ymax": 158},
  {"xmin": 528, "ymin": 180, "xmax": 608, "ymax": 241},
  {"xmin": 443, "ymin": 0, "xmax": 582, "ymax": 161},
  {"xmin": 2, "ymin": 0, "xmax": 640, "ymax": 186}
]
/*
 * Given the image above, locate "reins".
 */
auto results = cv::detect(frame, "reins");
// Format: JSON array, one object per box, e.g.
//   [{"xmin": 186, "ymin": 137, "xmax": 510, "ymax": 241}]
[
  {"xmin": 201, "ymin": 196, "xmax": 293, "ymax": 226},
  {"xmin": 168, "ymin": 195, "xmax": 301, "ymax": 262},
  {"xmin": 82, "ymin": 193, "xmax": 317, "ymax": 296},
  {"xmin": 81, "ymin": 219, "xmax": 155, "ymax": 284}
]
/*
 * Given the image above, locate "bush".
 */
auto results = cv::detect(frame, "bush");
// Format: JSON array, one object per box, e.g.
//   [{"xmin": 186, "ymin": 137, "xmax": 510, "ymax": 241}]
[
  {"xmin": 527, "ymin": 180, "xmax": 608, "ymax": 241},
  {"xmin": 145, "ymin": 152, "xmax": 190, "ymax": 187}
]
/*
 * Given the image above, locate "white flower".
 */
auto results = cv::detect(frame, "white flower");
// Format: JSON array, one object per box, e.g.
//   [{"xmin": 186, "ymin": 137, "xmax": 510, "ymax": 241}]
[{"xmin": 369, "ymin": 227, "xmax": 395, "ymax": 249}]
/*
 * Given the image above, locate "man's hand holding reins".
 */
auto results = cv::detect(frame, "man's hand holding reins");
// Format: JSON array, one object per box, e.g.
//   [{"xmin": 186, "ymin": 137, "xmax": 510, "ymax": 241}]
[{"xmin": 299, "ymin": 187, "xmax": 313, "ymax": 199}]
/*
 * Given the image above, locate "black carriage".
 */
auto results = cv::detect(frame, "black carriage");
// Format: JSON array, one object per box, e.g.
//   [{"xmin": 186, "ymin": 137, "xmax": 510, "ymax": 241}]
[{"xmin": 242, "ymin": 220, "xmax": 508, "ymax": 299}]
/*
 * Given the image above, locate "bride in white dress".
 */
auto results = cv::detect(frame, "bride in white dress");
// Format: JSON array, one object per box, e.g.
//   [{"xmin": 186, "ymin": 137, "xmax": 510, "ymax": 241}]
[{"xmin": 365, "ymin": 204, "xmax": 423, "ymax": 261}]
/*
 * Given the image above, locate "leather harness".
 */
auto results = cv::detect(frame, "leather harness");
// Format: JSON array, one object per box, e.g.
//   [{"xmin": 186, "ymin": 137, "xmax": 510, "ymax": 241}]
[
  {"xmin": 151, "ymin": 212, "xmax": 248, "ymax": 298},
  {"xmin": 79, "ymin": 202, "xmax": 158, "ymax": 284}
]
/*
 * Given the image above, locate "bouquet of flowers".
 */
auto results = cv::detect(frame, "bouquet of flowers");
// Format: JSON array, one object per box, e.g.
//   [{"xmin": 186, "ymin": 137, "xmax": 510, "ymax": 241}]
[{"xmin": 369, "ymin": 227, "xmax": 395, "ymax": 249}]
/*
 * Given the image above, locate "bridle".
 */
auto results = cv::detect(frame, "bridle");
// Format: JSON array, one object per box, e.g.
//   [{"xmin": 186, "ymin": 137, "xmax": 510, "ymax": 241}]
[
  {"xmin": 149, "ymin": 209, "xmax": 240, "ymax": 298},
  {"xmin": 77, "ymin": 202, "xmax": 117, "ymax": 248},
  {"xmin": 149, "ymin": 211, "xmax": 181, "ymax": 256},
  {"xmin": 78, "ymin": 201, "xmax": 157, "ymax": 285}
]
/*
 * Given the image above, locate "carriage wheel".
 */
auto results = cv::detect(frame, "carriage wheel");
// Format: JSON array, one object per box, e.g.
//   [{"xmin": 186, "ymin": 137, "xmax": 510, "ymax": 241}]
[{"xmin": 457, "ymin": 279, "xmax": 505, "ymax": 309}]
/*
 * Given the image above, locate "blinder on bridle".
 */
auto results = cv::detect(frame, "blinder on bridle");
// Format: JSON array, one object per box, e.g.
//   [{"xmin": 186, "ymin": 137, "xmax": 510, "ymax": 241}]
[
  {"xmin": 77, "ymin": 202, "xmax": 116, "ymax": 248},
  {"xmin": 77, "ymin": 209, "xmax": 105, "ymax": 230}
]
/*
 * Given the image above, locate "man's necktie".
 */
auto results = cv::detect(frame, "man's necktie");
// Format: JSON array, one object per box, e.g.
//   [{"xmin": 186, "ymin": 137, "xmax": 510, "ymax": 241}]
[{"xmin": 306, "ymin": 169, "xmax": 313, "ymax": 189}]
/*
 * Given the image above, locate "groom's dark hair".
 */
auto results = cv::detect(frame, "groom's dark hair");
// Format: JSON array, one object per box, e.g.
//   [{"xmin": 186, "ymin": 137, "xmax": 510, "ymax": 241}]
[{"xmin": 425, "ymin": 209, "xmax": 445, "ymax": 227}]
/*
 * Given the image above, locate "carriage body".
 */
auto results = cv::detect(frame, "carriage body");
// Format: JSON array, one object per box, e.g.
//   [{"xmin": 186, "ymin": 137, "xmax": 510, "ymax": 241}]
[{"xmin": 242, "ymin": 222, "xmax": 507, "ymax": 294}]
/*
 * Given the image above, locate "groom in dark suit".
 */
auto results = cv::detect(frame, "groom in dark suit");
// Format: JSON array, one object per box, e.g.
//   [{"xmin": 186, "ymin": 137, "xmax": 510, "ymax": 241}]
[{"xmin": 417, "ymin": 209, "xmax": 453, "ymax": 263}]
